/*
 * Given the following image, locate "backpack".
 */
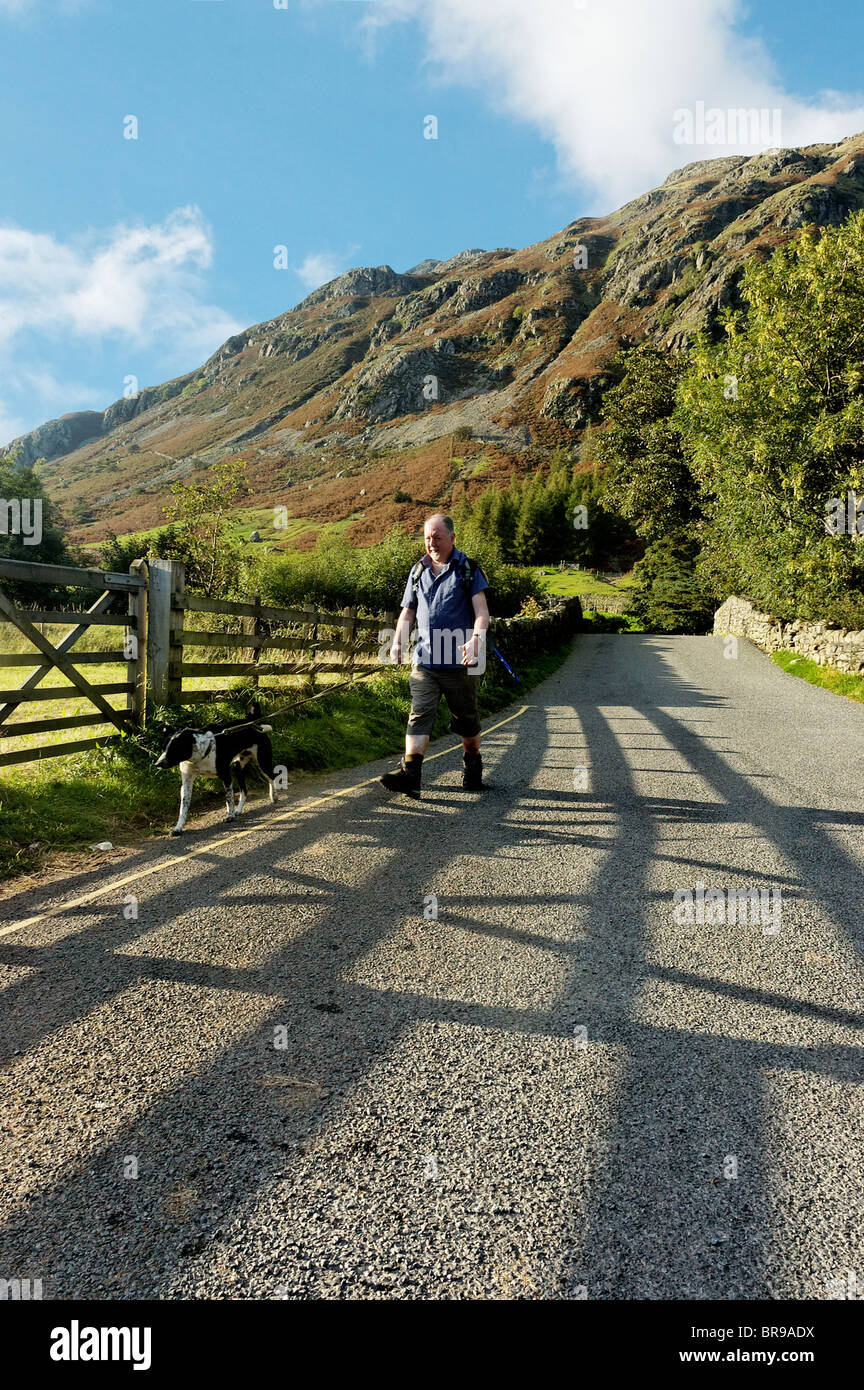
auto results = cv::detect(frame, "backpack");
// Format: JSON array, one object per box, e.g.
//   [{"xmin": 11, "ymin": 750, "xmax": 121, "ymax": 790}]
[{"xmin": 410, "ymin": 553, "xmax": 480, "ymax": 609}]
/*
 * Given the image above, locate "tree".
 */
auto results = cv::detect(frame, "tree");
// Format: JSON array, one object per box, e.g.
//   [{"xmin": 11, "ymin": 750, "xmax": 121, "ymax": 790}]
[
  {"xmin": 676, "ymin": 209, "xmax": 864, "ymax": 625},
  {"xmin": 495, "ymin": 476, "xmax": 522, "ymax": 561},
  {"xmin": 631, "ymin": 529, "xmax": 717, "ymax": 634},
  {"xmin": 513, "ymin": 472, "xmax": 553, "ymax": 563},
  {"xmin": 163, "ymin": 458, "xmax": 249, "ymax": 596},
  {"xmin": 99, "ymin": 524, "xmax": 195, "ymax": 575},
  {"xmin": 569, "ymin": 465, "xmax": 636, "ymax": 566},
  {"xmin": 595, "ymin": 344, "xmax": 697, "ymax": 543},
  {"xmin": 540, "ymin": 463, "xmax": 575, "ymax": 562}
]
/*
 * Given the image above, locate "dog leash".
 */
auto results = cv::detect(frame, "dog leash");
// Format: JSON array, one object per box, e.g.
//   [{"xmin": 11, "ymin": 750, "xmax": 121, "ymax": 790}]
[{"xmin": 257, "ymin": 668, "xmax": 382, "ymax": 724}]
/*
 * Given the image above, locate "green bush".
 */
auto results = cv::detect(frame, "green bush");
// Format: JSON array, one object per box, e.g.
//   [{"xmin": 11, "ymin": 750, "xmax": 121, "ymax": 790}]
[
  {"xmin": 99, "ymin": 524, "xmax": 195, "ymax": 575},
  {"xmin": 582, "ymin": 610, "xmax": 639, "ymax": 633}
]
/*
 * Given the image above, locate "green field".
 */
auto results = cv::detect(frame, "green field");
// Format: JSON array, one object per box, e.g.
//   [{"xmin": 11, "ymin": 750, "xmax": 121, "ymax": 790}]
[
  {"xmin": 80, "ymin": 510, "xmax": 358, "ymax": 563},
  {"xmin": 535, "ymin": 567, "xmax": 635, "ymax": 598},
  {"xmin": 221, "ymin": 507, "xmax": 357, "ymax": 550}
]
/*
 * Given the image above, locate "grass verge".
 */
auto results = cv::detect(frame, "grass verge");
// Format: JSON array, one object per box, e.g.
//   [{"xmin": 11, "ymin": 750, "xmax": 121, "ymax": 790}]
[
  {"xmin": 771, "ymin": 649, "xmax": 864, "ymax": 705},
  {"xmin": 0, "ymin": 638, "xmax": 574, "ymax": 882}
]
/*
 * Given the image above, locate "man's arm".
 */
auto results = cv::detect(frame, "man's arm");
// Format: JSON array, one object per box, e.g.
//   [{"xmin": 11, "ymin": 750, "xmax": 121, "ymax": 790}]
[
  {"xmin": 460, "ymin": 590, "xmax": 490, "ymax": 665},
  {"xmin": 392, "ymin": 605, "xmax": 416, "ymax": 663}
]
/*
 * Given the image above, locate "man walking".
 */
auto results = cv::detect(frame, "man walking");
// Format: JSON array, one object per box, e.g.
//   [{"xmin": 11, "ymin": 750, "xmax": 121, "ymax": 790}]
[{"xmin": 380, "ymin": 513, "xmax": 490, "ymax": 799}]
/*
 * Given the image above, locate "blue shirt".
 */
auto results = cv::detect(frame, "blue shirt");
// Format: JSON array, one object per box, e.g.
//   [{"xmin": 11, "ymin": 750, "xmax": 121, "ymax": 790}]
[{"xmin": 401, "ymin": 547, "xmax": 489, "ymax": 668}]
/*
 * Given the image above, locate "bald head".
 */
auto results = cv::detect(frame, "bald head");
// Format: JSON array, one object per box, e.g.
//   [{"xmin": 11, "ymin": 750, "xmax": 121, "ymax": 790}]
[{"xmin": 424, "ymin": 514, "xmax": 455, "ymax": 565}]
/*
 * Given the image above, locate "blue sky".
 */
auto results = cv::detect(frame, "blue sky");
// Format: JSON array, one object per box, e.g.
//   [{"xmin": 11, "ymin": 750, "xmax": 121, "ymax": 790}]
[{"xmin": 1, "ymin": 0, "xmax": 863, "ymax": 444}]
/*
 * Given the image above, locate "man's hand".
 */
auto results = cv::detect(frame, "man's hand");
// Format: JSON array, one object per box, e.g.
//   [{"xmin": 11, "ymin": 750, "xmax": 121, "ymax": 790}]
[
  {"xmin": 459, "ymin": 632, "xmax": 484, "ymax": 666},
  {"xmin": 391, "ymin": 607, "xmax": 416, "ymax": 665}
]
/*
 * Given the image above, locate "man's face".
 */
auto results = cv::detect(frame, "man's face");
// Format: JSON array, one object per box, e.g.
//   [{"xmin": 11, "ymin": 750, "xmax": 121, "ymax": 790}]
[{"xmin": 424, "ymin": 520, "xmax": 454, "ymax": 564}]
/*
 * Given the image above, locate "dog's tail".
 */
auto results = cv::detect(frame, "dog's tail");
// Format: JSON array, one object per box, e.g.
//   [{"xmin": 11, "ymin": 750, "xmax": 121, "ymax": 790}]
[
  {"xmin": 257, "ymin": 723, "xmax": 273, "ymax": 733},
  {"xmin": 247, "ymin": 699, "xmax": 263, "ymax": 720}
]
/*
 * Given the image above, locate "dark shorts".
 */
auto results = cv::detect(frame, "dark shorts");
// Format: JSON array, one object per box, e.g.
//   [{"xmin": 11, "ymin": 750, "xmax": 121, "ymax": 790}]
[{"xmin": 407, "ymin": 665, "xmax": 481, "ymax": 739}]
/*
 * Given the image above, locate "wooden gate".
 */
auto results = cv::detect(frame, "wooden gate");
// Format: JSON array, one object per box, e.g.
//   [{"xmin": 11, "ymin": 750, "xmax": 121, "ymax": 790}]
[{"xmin": 0, "ymin": 557, "xmax": 146, "ymax": 769}]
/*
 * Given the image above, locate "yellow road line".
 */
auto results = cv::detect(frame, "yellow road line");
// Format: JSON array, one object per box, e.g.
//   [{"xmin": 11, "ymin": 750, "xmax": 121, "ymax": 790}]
[{"xmin": 0, "ymin": 704, "xmax": 532, "ymax": 938}]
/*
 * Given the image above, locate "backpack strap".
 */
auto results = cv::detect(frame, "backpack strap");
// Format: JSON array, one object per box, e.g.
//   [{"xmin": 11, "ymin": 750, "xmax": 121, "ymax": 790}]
[
  {"xmin": 459, "ymin": 556, "xmax": 478, "ymax": 606},
  {"xmin": 409, "ymin": 559, "xmax": 425, "ymax": 607}
]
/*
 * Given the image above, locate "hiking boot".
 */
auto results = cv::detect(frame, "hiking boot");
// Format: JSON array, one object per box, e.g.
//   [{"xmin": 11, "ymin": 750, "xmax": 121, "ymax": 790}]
[
  {"xmin": 462, "ymin": 752, "xmax": 484, "ymax": 790},
  {"xmin": 380, "ymin": 754, "xmax": 423, "ymax": 800}
]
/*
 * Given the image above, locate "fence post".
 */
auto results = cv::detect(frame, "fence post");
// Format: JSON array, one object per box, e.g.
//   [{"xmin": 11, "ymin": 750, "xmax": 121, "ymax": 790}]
[
  {"xmin": 244, "ymin": 595, "xmax": 262, "ymax": 690},
  {"xmin": 342, "ymin": 605, "xmax": 357, "ymax": 676},
  {"xmin": 169, "ymin": 563, "xmax": 185, "ymax": 704},
  {"xmin": 127, "ymin": 558, "xmax": 148, "ymax": 727},
  {"xmin": 147, "ymin": 559, "xmax": 185, "ymax": 709},
  {"xmin": 301, "ymin": 602, "xmax": 318, "ymax": 693}
]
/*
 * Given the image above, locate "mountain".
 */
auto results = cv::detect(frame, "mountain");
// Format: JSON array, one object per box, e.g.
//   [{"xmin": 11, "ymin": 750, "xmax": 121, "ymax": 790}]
[{"xmin": 10, "ymin": 132, "xmax": 864, "ymax": 552}]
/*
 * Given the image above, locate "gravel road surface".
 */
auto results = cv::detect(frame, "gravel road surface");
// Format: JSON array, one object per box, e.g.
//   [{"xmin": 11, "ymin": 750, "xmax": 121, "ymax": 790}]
[{"xmin": 1, "ymin": 634, "xmax": 862, "ymax": 1300}]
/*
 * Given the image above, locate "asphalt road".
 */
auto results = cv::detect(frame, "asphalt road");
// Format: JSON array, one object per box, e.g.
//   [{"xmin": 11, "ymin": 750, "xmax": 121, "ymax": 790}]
[{"xmin": 1, "ymin": 633, "xmax": 862, "ymax": 1300}]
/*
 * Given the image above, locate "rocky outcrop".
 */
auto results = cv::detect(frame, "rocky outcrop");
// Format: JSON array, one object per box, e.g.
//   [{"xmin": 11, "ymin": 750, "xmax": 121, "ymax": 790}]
[
  {"xmin": 334, "ymin": 341, "xmax": 509, "ymax": 423},
  {"xmin": 297, "ymin": 265, "xmax": 422, "ymax": 310},
  {"xmin": 540, "ymin": 372, "xmax": 612, "ymax": 427},
  {"xmin": 449, "ymin": 268, "xmax": 528, "ymax": 317},
  {"xmin": 391, "ymin": 279, "xmax": 460, "ymax": 333},
  {"xmin": 7, "ymin": 411, "xmax": 104, "ymax": 465},
  {"xmin": 102, "ymin": 375, "xmax": 194, "ymax": 430}
]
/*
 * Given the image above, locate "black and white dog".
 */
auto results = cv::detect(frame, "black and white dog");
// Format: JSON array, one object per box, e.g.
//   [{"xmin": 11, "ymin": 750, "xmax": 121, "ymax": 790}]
[{"xmin": 155, "ymin": 704, "xmax": 279, "ymax": 836}]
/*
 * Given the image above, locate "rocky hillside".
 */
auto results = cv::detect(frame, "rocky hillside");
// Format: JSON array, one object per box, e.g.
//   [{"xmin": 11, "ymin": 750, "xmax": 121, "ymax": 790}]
[{"xmin": 10, "ymin": 133, "xmax": 864, "ymax": 551}]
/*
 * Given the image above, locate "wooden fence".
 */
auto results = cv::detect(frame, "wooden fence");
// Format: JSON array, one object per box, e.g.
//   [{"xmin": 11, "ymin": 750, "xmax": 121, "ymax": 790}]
[
  {"xmin": 165, "ymin": 563, "xmax": 394, "ymax": 707},
  {"xmin": 0, "ymin": 556, "xmax": 145, "ymax": 768},
  {"xmin": 0, "ymin": 556, "xmax": 394, "ymax": 766}
]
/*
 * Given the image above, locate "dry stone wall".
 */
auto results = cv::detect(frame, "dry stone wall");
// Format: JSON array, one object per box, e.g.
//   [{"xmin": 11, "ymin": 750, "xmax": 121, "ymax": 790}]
[{"xmin": 714, "ymin": 595, "xmax": 864, "ymax": 673}]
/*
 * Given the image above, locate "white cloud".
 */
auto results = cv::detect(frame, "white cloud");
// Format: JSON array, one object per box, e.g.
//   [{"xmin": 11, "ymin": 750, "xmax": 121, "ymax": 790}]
[
  {"xmin": 0, "ymin": 206, "xmax": 243, "ymax": 446},
  {"xmin": 0, "ymin": 206, "xmax": 241, "ymax": 360},
  {"xmin": 7, "ymin": 367, "xmax": 106, "ymax": 413},
  {"xmin": 294, "ymin": 248, "xmax": 358, "ymax": 292},
  {"xmin": 362, "ymin": 0, "xmax": 864, "ymax": 209}
]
